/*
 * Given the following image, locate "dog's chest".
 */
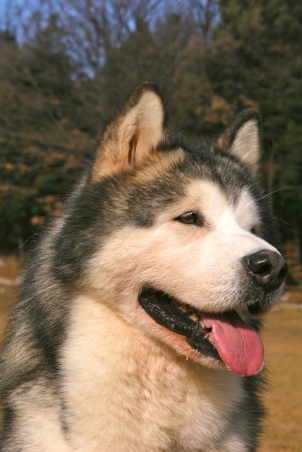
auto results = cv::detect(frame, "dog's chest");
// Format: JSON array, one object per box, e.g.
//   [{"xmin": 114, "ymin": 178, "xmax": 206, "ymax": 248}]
[{"xmin": 60, "ymin": 297, "xmax": 246, "ymax": 450}]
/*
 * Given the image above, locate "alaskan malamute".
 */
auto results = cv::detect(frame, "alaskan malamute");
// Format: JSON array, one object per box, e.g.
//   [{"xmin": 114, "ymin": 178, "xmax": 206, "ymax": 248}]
[{"xmin": 0, "ymin": 83, "xmax": 287, "ymax": 451}]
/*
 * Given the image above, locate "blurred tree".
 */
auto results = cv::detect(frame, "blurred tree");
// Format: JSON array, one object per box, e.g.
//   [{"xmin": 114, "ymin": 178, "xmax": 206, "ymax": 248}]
[
  {"xmin": 33, "ymin": 0, "xmax": 174, "ymax": 78},
  {"xmin": 170, "ymin": 5, "xmax": 226, "ymax": 138},
  {"xmin": 96, "ymin": 17, "xmax": 160, "ymax": 121},
  {"xmin": 205, "ymin": 0, "xmax": 302, "ymax": 275},
  {"xmin": 0, "ymin": 22, "xmax": 94, "ymax": 251},
  {"xmin": 0, "ymin": 0, "xmax": 301, "ymax": 273}
]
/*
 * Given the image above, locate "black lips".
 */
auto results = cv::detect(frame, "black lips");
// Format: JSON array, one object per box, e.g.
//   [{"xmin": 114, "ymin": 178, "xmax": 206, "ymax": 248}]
[{"xmin": 138, "ymin": 288, "xmax": 220, "ymax": 359}]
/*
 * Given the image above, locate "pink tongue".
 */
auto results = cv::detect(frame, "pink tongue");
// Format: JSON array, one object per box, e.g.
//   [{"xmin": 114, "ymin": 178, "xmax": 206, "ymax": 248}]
[{"xmin": 203, "ymin": 311, "xmax": 264, "ymax": 377}]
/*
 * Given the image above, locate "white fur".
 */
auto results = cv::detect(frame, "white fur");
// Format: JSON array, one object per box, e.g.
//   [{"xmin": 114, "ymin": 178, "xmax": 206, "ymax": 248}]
[
  {"xmin": 6, "ymin": 384, "xmax": 71, "ymax": 452},
  {"xmin": 60, "ymin": 295, "xmax": 247, "ymax": 451}
]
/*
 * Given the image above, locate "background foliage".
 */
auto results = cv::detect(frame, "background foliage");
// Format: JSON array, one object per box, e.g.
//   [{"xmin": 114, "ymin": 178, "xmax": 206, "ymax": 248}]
[{"xmin": 0, "ymin": 0, "xmax": 301, "ymax": 281}]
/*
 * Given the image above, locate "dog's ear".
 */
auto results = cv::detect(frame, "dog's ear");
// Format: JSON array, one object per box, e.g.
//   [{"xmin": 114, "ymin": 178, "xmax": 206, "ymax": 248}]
[
  {"xmin": 92, "ymin": 83, "xmax": 166, "ymax": 178},
  {"xmin": 215, "ymin": 109, "xmax": 261, "ymax": 175}
]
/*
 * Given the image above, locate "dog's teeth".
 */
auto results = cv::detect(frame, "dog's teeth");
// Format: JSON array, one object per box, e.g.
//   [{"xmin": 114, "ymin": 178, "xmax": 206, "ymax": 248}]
[
  {"xmin": 189, "ymin": 312, "xmax": 199, "ymax": 322},
  {"xmin": 204, "ymin": 331, "xmax": 213, "ymax": 342},
  {"xmin": 177, "ymin": 303, "xmax": 202, "ymax": 323}
]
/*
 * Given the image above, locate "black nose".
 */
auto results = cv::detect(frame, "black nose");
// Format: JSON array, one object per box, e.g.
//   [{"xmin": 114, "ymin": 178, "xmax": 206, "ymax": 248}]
[{"xmin": 243, "ymin": 249, "xmax": 288, "ymax": 292}]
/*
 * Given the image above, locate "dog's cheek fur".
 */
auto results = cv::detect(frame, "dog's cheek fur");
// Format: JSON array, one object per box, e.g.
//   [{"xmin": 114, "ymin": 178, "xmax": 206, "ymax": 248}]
[
  {"xmin": 85, "ymin": 179, "xmax": 280, "ymax": 318},
  {"xmin": 59, "ymin": 294, "xmax": 250, "ymax": 450}
]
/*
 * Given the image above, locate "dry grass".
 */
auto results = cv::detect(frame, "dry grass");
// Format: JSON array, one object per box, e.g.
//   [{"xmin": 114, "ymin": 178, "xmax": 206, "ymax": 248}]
[
  {"xmin": 0, "ymin": 282, "xmax": 301, "ymax": 449},
  {"xmin": 260, "ymin": 307, "xmax": 302, "ymax": 451}
]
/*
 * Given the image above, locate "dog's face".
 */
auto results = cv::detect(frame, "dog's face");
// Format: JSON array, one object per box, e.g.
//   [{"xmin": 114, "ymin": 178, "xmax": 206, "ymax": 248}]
[{"xmin": 73, "ymin": 84, "xmax": 287, "ymax": 377}]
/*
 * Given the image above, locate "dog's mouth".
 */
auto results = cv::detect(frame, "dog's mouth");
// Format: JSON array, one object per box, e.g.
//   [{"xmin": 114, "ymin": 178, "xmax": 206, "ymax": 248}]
[{"xmin": 139, "ymin": 288, "xmax": 264, "ymax": 377}]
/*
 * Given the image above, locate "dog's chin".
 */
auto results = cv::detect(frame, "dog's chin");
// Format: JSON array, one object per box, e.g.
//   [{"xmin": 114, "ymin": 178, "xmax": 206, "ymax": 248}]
[{"xmin": 138, "ymin": 287, "xmax": 270, "ymax": 377}]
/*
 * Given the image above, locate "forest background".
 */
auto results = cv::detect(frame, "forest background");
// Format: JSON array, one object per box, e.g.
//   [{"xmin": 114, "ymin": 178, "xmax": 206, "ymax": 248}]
[{"xmin": 0, "ymin": 0, "xmax": 302, "ymax": 287}]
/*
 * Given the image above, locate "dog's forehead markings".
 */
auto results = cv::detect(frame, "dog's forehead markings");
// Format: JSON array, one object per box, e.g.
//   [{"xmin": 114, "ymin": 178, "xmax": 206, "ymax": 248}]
[
  {"xmin": 185, "ymin": 180, "xmax": 259, "ymax": 227},
  {"xmin": 235, "ymin": 189, "xmax": 260, "ymax": 222},
  {"xmin": 134, "ymin": 148, "xmax": 185, "ymax": 183},
  {"xmin": 186, "ymin": 180, "xmax": 232, "ymax": 216}
]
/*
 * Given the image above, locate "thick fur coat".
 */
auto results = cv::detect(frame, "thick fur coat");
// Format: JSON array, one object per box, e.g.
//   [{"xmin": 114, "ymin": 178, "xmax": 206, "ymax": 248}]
[{"xmin": 0, "ymin": 83, "xmax": 287, "ymax": 451}]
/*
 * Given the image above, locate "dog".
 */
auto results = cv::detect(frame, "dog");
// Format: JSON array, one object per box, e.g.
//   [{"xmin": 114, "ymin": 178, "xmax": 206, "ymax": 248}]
[{"xmin": 0, "ymin": 83, "xmax": 287, "ymax": 451}]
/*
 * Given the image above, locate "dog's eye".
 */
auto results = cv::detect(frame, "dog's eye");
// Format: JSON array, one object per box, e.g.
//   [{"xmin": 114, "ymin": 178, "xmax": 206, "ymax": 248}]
[{"xmin": 175, "ymin": 211, "xmax": 204, "ymax": 226}]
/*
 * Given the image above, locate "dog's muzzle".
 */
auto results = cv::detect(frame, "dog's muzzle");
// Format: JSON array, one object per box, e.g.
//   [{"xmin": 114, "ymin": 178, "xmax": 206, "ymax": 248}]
[{"xmin": 138, "ymin": 249, "xmax": 287, "ymax": 377}]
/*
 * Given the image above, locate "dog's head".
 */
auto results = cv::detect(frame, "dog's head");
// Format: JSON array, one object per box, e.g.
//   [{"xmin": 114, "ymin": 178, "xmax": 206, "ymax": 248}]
[{"xmin": 56, "ymin": 83, "xmax": 287, "ymax": 376}]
